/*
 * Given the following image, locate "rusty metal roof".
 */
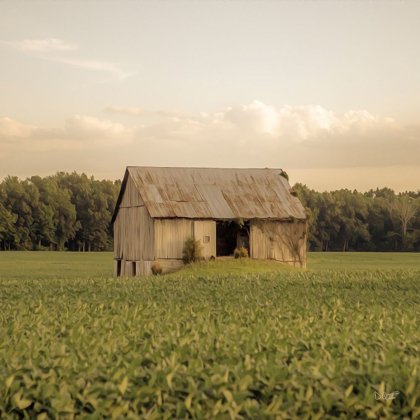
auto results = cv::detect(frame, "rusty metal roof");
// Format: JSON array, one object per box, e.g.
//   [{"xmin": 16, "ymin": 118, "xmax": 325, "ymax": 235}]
[{"xmin": 112, "ymin": 166, "xmax": 306, "ymax": 222}]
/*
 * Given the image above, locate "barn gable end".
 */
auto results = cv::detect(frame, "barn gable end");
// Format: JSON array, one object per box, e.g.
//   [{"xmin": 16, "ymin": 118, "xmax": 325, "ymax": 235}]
[
  {"xmin": 120, "ymin": 175, "xmax": 144, "ymax": 208},
  {"xmin": 113, "ymin": 171, "xmax": 154, "ymax": 276}
]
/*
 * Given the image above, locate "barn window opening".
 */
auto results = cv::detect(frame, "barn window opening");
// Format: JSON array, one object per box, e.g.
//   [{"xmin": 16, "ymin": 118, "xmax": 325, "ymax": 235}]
[
  {"xmin": 132, "ymin": 262, "xmax": 136, "ymax": 277},
  {"xmin": 216, "ymin": 221, "xmax": 250, "ymax": 257},
  {"xmin": 117, "ymin": 260, "xmax": 121, "ymax": 277},
  {"xmin": 203, "ymin": 236, "xmax": 210, "ymax": 243}
]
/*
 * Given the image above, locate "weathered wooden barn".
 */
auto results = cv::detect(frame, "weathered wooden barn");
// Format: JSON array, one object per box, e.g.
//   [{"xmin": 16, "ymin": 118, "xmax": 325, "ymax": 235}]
[{"xmin": 111, "ymin": 167, "xmax": 307, "ymax": 276}]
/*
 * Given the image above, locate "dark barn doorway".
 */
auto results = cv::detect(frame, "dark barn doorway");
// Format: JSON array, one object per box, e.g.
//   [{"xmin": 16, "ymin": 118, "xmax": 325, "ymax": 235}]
[
  {"xmin": 132, "ymin": 262, "xmax": 136, "ymax": 277},
  {"xmin": 216, "ymin": 221, "xmax": 250, "ymax": 256},
  {"xmin": 117, "ymin": 260, "xmax": 122, "ymax": 277}
]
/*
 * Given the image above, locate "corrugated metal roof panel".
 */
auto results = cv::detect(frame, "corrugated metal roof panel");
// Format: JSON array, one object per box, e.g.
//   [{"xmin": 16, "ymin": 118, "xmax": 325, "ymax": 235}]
[
  {"xmin": 196, "ymin": 184, "xmax": 235, "ymax": 219},
  {"xmin": 170, "ymin": 201, "xmax": 197, "ymax": 218},
  {"xmin": 145, "ymin": 202, "xmax": 170, "ymax": 218},
  {"xmin": 190, "ymin": 201, "xmax": 213, "ymax": 218},
  {"xmin": 123, "ymin": 166, "xmax": 306, "ymax": 220},
  {"xmin": 147, "ymin": 185, "xmax": 164, "ymax": 204}
]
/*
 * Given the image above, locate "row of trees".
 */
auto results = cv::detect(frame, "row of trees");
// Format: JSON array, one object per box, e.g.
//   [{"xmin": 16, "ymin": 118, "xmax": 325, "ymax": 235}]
[
  {"xmin": 0, "ymin": 173, "xmax": 120, "ymax": 251},
  {"xmin": 0, "ymin": 172, "xmax": 419, "ymax": 252},
  {"xmin": 294, "ymin": 184, "xmax": 420, "ymax": 252}
]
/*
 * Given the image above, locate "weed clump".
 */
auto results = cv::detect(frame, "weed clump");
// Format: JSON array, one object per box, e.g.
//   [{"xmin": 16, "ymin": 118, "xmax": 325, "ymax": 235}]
[
  {"xmin": 182, "ymin": 237, "xmax": 203, "ymax": 264},
  {"xmin": 151, "ymin": 262, "xmax": 162, "ymax": 275},
  {"xmin": 290, "ymin": 190, "xmax": 298, "ymax": 197},
  {"xmin": 234, "ymin": 246, "xmax": 249, "ymax": 259},
  {"xmin": 279, "ymin": 169, "xmax": 289, "ymax": 181}
]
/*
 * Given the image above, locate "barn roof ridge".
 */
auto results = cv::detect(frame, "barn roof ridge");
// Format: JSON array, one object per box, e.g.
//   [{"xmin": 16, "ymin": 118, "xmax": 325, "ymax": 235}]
[{"xmin": 126, "ymin": 165, "xmax": 283, "ymax": 170}]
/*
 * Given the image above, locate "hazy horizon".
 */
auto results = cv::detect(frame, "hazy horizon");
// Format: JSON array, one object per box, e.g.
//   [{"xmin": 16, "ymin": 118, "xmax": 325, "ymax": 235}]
[{"xmin": 1, "ymin": 1, "xmax": 419, "ymax": 192}]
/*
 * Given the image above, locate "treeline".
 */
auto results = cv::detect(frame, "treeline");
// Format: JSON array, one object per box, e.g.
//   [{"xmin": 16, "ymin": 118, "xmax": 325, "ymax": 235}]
[
  {"xmin": 0, "ymin": 172, "xmax": 419, "ymax": 252},
  {"xmin": 0, "ymin": 173, "xmax": 120, "ymax": 251},
  {"xmin": 294, "ymin": 184, "xmax": 420, "ymax": 252}
]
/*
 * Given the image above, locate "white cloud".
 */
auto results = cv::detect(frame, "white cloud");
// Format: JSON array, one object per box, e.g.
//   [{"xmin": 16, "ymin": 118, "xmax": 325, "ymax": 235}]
[
  {"xmin": 0, "ymin": 115, "xmax": 137, "ymax": 155},
  {"xmin": 63, "ymin": 115, "xmax": 136, "ymax": 143},
  {"xmin": 212, "ymin": 101, "xmax": 397, "ymax": 141},
  {"xmin": 0, "ymin": 102, "xmax": 419, "ymax": 188},
  {"xmin": 11, "ymin": 38, "xmax": 78, "ymax": 53},
  {"xmin": 0, "ymin": 117, "xmax": 36, "ymax": 137},
  {"xmin": 1, "ymin": 38, "xmax": 136, "ymax": 81},
  {"xmin": 1, "ymin": 38, "xmax": 78, "ymax": 53},
  {"xmin": 49, "ymin": 57, "xmax": 136, "ymax": 81}
]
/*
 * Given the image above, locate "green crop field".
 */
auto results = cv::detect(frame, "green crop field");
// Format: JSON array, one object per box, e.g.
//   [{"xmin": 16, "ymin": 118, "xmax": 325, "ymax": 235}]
[{"xmin": 1, "ymin": 253, "xmax": 420, "ymax": 419}]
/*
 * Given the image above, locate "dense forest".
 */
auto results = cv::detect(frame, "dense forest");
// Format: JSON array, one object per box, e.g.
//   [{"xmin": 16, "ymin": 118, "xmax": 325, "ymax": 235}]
[
  {"xmin": 0, "ymin": 173, "xmax": 121, "ymax": 252},
  {"xmin": 0, "ymin": 172, "xmax": 419, "ymax": 252},
  {"xmin": 294, "ymin": 184, "xmax": 420, "ymax": 252}
]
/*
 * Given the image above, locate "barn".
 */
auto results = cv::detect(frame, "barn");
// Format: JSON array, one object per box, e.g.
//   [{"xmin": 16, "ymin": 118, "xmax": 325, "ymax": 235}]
[{"xmin": 111, "ymin": 167, "xmax": 307, "ymax": 276}]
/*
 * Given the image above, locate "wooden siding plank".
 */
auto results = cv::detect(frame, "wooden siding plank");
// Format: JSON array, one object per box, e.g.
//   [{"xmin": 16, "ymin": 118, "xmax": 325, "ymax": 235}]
[
  {"xmin": 154, "ymin": 219, "xmax": 193, "ymax": 259},
  {"xmin": 250, "ymin": 220, "xmax": 307, "ymax": 268},
  {"xmin": 119, "ymin": 175, "xmax": 144, "ymax": 207},
  {"xmin": 193, "ymin": 220, "xmax": 216, "ymax": 259},
  {"xmin": 113, "ymin": 176, "xmax": 155, "ymax": 277}
]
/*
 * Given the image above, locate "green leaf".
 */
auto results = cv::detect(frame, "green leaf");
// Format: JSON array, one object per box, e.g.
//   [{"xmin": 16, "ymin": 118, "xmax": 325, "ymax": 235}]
[
  {"xmin": 345, "ymin": 385, "xmax": 353, "ymax": 398},
  {"xmin": 166, "ymin": 371, "xmax": 175, "ymax": 389},
  {"xmin": 222, "ymin": 389, "xmax": 233, "ymax": 403},
  {"xmin": 117, "ymin": 376, "xmax": 128, "ymax": 395},
  {"xmin": 13, "ymin": 391, "xmax": 32, "ymax": 410},
  {"xmin": 185, "ymin": 393, "xmax": 193, "ymax": 410},
  {"xmin": 5, "ymin": 375, "xmax": 14, "ymax": 388},
  {"xmin": 412, "ymin": 407, "xmax": 420, "ymax": 419},
  {"xmin": 406, "ymin": 381, "xmax": 415, "ymax": 395}
]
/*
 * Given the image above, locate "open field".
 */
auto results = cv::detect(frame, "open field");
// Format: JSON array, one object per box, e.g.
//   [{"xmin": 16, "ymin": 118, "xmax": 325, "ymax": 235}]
[
  {"xmin": 0, "ymin": 252, "xmax": 113, "ymax": 280},
  {"xmin": 1, "ymin": 252, "xmax": 420, "ymax": 419},
  {"xmin": 0, "ymin": 252, "xmax": 419, "ymax": 280},
  {"xmin": 308, "ymin": 252, "xmax": 420, "ymax": 271}
]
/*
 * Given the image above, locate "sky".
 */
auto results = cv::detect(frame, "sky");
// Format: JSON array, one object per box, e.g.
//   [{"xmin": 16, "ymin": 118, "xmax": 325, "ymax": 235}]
[{"xmin": 0, "ymin": 0, "xmax": 419, "ymax": 192}]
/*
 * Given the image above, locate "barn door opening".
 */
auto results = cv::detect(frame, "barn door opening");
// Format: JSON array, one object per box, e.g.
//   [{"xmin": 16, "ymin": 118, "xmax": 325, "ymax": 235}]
[
  {"xmin": 216, "ymin": 221, "xmax": 250, "ymax": 256},
  {"xmin": 117, "ymin": 260, "xmax": 121, "ymax": 277},
  {"xmin": 132, "ymin": 262, "xmax": 136, "ymax": 277}
]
